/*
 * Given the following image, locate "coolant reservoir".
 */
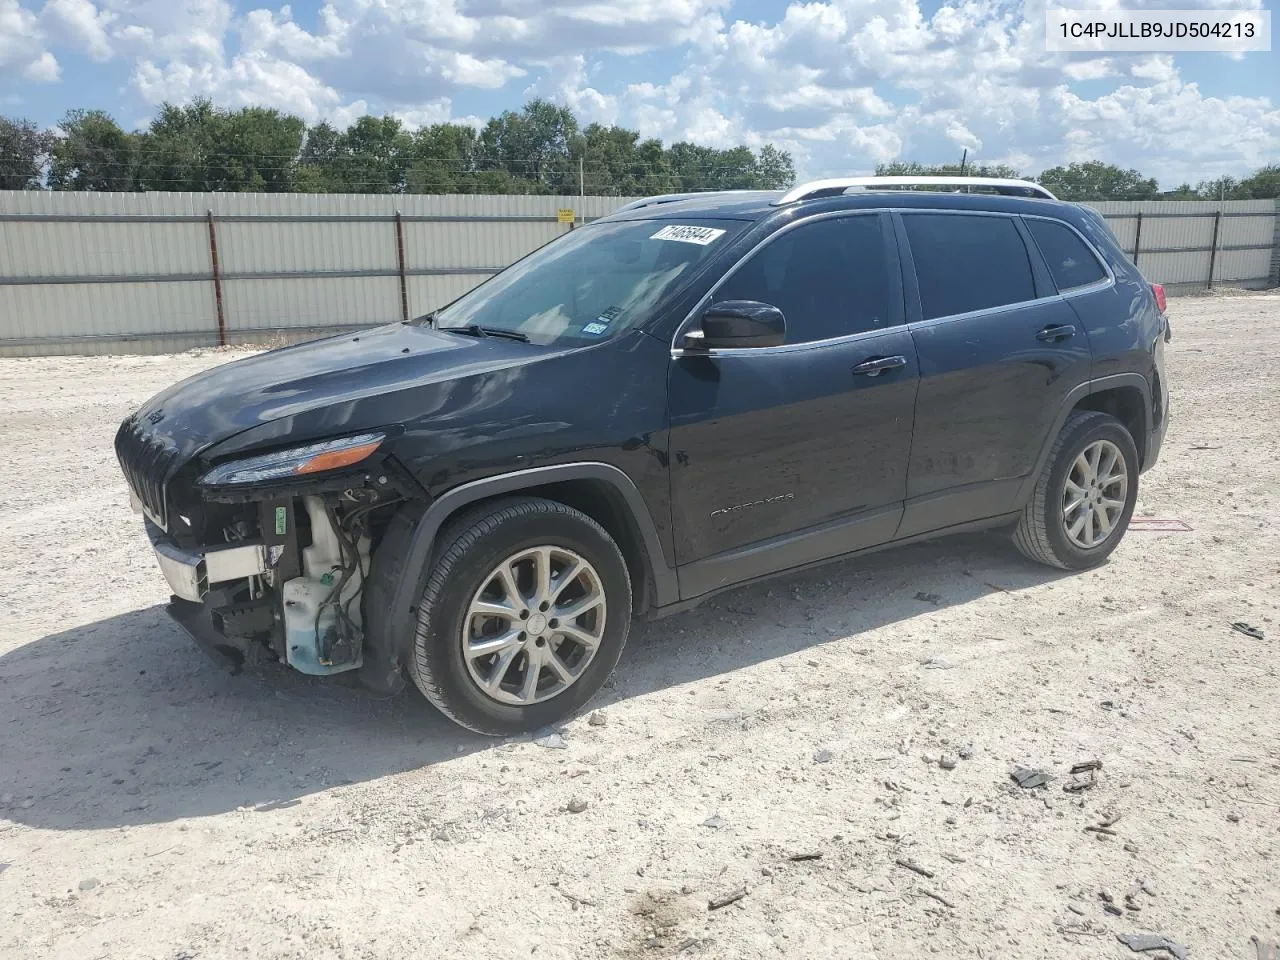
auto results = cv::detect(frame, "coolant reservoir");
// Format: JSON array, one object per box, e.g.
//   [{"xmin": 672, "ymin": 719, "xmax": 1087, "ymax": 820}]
[{"xmin": 282, "ymin": 496, "xmax": 369, "ymax": 675}]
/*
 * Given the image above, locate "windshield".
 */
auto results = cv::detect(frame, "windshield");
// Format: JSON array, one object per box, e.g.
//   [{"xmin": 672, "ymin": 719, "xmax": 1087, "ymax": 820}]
[{"xmin": 429, "ymin": 218, "xmax": 744, "ymax": 346}]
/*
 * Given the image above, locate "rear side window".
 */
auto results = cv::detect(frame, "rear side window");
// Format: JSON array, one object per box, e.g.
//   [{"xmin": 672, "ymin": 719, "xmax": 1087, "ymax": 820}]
[
  {"xmin": 714, "ymin": 215, "xmax": 892, "ymax": 343},
  {"xmin": 903, "ymin": 214, "xmax": 1036, "ymax": 320},
  {"xmin": 1025, "ymin": 218, "xmax": 1107, "ymax": 291}
]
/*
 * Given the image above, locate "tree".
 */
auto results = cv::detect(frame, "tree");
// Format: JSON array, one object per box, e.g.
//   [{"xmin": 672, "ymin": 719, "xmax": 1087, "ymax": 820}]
[
  {"xmin": 1036, "ymin": 161, "xmax": 1158, "ymax": 201},
  {"xmin": 755, "ymin": 144, "xmax": 796, "ymax": 189},
  {"xmin": 875, "ymin": 160, "xmax": 1021, "ymax": 178},
  {"xmin": 48, "ymin": 110, "xmax": 140, "ymax": 191},
  {"xmin": 327, "ymin": 115, "xmax": 412, "ymax": 193},
  {"xmin": 0, "ymin": 116, "xmax": 52, "ymax": 189},
  {"xmin": 140, "ymin": 101, "xmax": 305, "ymax": 192},
  {"xmin": 1238, "ymin": 164, "xmax": 1280, "ymax": 199},
  {"xmin": 478, "ymin": 99, "xmax": 579, "ymax": 192}
]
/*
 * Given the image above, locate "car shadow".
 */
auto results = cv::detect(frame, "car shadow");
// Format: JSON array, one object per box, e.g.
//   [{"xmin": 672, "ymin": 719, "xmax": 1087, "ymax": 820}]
[{"xmin": 0, "ymin": 532, "xmax": 1065, "ymax": 831}]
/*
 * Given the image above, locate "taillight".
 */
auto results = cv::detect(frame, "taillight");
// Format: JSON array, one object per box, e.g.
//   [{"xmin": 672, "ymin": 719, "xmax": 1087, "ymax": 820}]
[{"xmin": 1151, "ymin": 282, "xmax": 1167, "ymax": 313}]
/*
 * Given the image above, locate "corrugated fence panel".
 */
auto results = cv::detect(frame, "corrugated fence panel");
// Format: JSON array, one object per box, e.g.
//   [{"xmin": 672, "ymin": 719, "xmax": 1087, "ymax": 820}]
[
  {"xmin": 405, "ymin": 274, "xmax": 495, "ymax": 318},
  {"xmin": 0, "ymin": 282, "xmax": 214, "ymax": 356},
  {"xmin": 223, "ymin": 276, "xmax": 399, "ymax": 333},
  {"xmin": 2, "ymin": 191, "xmax": 1275, "ymax": 355},
  {"xmin": 1086, "ymin": 199, "xmax": 1277, "ymax": 290}
]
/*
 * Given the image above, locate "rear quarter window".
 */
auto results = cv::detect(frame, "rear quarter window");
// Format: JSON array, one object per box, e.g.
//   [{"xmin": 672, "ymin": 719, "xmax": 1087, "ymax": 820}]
[{"xmin": 1025, "ymin": 218, "xmax": 1107, "ymax": 291}]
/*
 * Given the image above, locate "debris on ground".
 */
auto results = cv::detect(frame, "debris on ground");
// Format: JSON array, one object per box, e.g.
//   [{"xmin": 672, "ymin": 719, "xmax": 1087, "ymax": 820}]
[
  {"xmin": 894, "ymin": 858, "xmax": 935, "ymax": 879},
  {"xmin": 533, "ymin": 732, "xmax": 568, "ymax": 749},
  {"xmin": 587, "ymin": 711, "xmax": 608, "ymax": 727},
  {"xmin": 938, "ymin": 755, "xmax": 957, "ymax": 770},
  {"xmin": 1065, "ymin": 759, "xmax": 1103, "ymax": 792},
  {"xmin": 787, "ymin": 851, "xmax": 823, "ymax": 862},
  {"xmin": 1230, "ymin": 621, "xmax": 1265, "ymax": 640},
  {"xmin": 77, "ymin": 877, "xmax": 99, "ymax": 891},
  {"xmin": 701, "ymin": 814, "xmax": 726, "ymax": 830},
  {"xmin": 914, "ymin": 592, "xmax": 941, "ymax": 604},
  {"xmin": 920, "ymin": 657, "xmax": 955, "ymax": 669},
  {"xmin": 920, "ymin": 889, "xmax": 955, "ymax": 909},
  {"xmin": 1116, "ymin": 932, "xmax": 1190, "ymax": 959},
  {"xmin": 566, "ymin": 798, "xmax": 589, "ymax": 814},
  {"xmin": 1011, "ymin": 766, "xmax": 1050, "ymax": 789},
  {"xmin": 813, "ymin": 749, "xmax": 834, "ymax": 763},
  {"xmin": 707, "ymin": 886, "xmax": 748, "ymax": 910},
  {"xmin": 1128, "ymin": 518, "xmax": 1194, "ymax": 532}
]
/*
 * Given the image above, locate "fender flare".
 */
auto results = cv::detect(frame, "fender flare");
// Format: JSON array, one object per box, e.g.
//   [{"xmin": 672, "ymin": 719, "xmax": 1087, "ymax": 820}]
[
  {"xmin": 1015, "ymin": 372, "xmax": 1152, "ymax": 506},
  {"xmin": 386, "ymin": 462, "xmax": 677, "ymax": 653}
]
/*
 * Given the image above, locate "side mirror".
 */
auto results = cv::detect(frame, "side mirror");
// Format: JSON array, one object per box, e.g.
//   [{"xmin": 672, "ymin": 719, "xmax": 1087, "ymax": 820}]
[{"xmin": 686, "ymin": 300, "xmax": 786, "ymax": 350}]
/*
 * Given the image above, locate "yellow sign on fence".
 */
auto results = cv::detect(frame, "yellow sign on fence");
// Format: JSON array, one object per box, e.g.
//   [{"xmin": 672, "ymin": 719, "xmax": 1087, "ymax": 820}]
[{"xmin": 558, "ymin": 208, "xmax": 576, "ymax": 224}]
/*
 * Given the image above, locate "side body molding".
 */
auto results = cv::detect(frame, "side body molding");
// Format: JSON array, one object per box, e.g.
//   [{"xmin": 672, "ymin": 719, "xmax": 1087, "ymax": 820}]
[{"xmin": 386, "ymin": 462, "xmax": 678, "ymax": 651}]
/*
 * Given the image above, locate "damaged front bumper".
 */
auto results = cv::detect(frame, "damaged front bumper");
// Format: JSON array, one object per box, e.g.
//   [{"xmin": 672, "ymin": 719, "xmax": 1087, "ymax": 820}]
[{"xmin": 144, "ymin": 515, "xmax": 268, "ymax": 603}]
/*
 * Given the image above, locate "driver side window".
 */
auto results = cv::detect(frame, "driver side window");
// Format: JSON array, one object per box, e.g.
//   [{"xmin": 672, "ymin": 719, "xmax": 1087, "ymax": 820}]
[{"xmin": 713, "ymin": 215, "xmax": 891, "ymax": 343}]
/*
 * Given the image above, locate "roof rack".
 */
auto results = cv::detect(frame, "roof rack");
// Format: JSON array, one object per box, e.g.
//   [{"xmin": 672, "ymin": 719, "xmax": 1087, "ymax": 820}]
[
  {"xmin": 615, "ymin": 190, "xmax": 767, "ymax": 213},
  {"xmin": 775, "ymin": 176, "xmax": 1057, "ymax": 205}
]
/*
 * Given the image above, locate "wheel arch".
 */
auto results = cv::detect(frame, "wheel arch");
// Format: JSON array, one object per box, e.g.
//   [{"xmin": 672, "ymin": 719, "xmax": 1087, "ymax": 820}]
[
  {"xmin": 383, "ymin": 464, "xmax": 676, "ymax": 661},
  {"xmin": 1016, "ymin": 373, "xmax": 1151, "ymax": 507}
]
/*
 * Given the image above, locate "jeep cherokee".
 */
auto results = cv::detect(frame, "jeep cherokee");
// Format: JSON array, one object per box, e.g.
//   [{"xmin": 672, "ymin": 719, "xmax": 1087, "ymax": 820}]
[{"xmin": 116, "ymin": 176, "xmax": 1171, "ymax": 734}]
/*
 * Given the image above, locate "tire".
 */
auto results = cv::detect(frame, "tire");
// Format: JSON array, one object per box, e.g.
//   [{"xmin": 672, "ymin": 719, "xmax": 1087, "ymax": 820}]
[
  {"xmin": 1013, "ymin": 410, "xmax": 1139, "ymax": 570},
  {"xmin": 409, "ymin": 496, "xmax": 632, "ymax": 735}
]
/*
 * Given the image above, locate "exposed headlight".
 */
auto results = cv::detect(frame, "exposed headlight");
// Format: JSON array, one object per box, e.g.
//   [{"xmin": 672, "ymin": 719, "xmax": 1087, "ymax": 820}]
[{"xmin": 200, "ymin": 433, "xmax": 386, "ymax": 487}]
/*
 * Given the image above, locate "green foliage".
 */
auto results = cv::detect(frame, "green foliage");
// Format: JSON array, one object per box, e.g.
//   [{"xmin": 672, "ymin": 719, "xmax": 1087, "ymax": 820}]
[
  {"xmin": 0, "ymin": 116, "xmax": 53, "ymax": 190},
  {"xmin": 48, "ymin": 110, "xmax": 140, "ymax": 191},
  {"xmin": 875, "ymin": 160, "xmax": 1021, "ymax": 179},
  {"xmin": 6, "ymin": 100, "xmax": 1274, "ymax": 198},
  {"xmin": 1036, "ymin": 161, "xmax": 1159, "ymax": 201}
]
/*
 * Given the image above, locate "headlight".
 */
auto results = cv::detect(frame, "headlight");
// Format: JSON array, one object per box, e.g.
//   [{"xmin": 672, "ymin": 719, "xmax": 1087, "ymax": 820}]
[{"xmin": 200, "ymin": 433, "xmax": 386, "ymax": 486}]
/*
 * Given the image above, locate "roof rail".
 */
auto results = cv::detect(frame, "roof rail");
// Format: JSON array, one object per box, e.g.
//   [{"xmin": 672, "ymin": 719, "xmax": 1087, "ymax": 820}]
[
  {"xmin": 615, "ymin": 190, "xmax": 765, "ymax": 213},
  {"xmin": 775, "ymin": 176, "xmax": 1057, "ymax": 205}
]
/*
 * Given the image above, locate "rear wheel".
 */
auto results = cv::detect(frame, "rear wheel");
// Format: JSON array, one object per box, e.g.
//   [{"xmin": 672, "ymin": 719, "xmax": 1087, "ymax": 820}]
[
  {"xmin": 1013, "ymin": 411, "xmax": 1139, "ymax": 570},
  {"xmin": 409, "ymin": 497, "xmax": 631, "ymax": 735}
]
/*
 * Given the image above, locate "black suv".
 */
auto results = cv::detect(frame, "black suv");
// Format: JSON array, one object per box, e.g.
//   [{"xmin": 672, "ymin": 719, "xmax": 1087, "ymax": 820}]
[{"xmin": 116, "ymin": 177, "xmax": 1170, "ymax": 734}]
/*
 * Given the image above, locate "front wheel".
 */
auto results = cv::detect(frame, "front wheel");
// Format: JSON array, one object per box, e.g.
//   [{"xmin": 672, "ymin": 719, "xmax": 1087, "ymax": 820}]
[
  {"xmin": 1013, "ymin": 410, "xmax": 1139, "ymax": 570},
  {"xmin": 409, "ymin": 497, "xmax": 632, "ymax": 735}
]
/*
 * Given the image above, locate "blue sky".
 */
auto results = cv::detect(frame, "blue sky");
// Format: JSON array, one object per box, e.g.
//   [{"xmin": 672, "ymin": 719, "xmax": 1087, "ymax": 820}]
[{"xmin": 2, "ymin": 0, "xmax": 1276, "ymax": 187}]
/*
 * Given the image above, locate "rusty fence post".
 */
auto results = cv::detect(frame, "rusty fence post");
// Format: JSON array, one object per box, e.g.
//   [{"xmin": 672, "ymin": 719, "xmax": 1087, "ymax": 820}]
[
  {"xmin": 205, "ymin": 209, "xmax": 227, "ymax": 347},
  {"xmin": 394, "ymin": 211, "xmax": 410, "ymax": 323},
  {"xmin": 1132, "ymin": 212, "xmax": 1142, "ymax": 266},
  {"xmin": 1207, "ymin": 209, "xmax": 1222, "ymax": 290}
]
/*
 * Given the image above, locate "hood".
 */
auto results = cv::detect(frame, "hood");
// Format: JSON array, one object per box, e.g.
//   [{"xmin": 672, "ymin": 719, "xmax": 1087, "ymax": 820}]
[{"xmin": 124, "ymin": 322, "xmax": 551, "ymax": 465}]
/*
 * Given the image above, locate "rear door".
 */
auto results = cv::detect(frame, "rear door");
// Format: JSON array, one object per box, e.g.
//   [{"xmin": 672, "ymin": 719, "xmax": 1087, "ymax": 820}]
[
  {"xmin": 667, "ymin": 212, "xmax": 920, "ymax": 598},
  {"xmin": 895, "ymin": 211, "xmax": 1093, "ymax": 537}
]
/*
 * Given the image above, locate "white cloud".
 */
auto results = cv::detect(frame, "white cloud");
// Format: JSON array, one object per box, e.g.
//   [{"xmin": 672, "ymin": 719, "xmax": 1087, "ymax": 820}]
[
  {"xmin": 3, "ymin": 0, "xmax": 1275, "ymax": 186},
  {"xmin": 1, "ymin": 0, "xmax": 60, "ymax": 82},
  {"xmin": 41, "ymin": 0, "xmax": 114, "ymax": 61}
]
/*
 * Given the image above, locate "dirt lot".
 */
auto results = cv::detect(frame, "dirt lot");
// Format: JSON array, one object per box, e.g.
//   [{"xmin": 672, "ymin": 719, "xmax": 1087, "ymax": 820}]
[{"xmin": 1, "ymin": 295, "xmax": 1278, "ymax": 960}]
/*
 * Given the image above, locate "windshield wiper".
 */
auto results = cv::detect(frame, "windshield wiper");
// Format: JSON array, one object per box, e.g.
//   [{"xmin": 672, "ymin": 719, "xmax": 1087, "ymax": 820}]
[{"xmin": 437, "ymin": 323, "xmax": 530, "ymax": 343}]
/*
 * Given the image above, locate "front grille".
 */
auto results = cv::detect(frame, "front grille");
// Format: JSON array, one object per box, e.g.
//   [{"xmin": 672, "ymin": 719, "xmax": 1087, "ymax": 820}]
[{"xmin": 115, "ymin": 416, "xmax": 180, "ymax": 529}]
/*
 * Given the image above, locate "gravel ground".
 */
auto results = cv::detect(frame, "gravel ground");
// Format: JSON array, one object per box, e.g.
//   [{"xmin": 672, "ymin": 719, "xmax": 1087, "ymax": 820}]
[{"xmin": 1, "ymin": 296, "xmax": 1277, "ymax": 960}]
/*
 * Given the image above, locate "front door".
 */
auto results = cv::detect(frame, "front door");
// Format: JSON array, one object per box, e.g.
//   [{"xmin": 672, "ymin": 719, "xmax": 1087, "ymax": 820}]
[{"xmin": 667, "ymin": 212, "xmax": 920, "ymax": 599}]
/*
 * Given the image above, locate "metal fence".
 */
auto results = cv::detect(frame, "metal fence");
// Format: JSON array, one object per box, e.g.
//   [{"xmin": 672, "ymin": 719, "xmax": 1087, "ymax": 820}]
[
  {"xmin": 1089, "ymin": 199, "xmax": 1279, "ymax": 296},
  {"xmin": 1, "ymin": 191, "xmax": 1276, "ymax": 357}
]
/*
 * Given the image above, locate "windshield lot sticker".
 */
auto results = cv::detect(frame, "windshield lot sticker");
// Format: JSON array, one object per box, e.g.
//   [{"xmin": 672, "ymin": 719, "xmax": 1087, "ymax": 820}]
[
  {"xmin": 581, "ymin": 321, "xmax": 610, "ymax": 335},
  {"xmin": 651, "ymin": 225, "xmax": 726, "ymax": 245}
]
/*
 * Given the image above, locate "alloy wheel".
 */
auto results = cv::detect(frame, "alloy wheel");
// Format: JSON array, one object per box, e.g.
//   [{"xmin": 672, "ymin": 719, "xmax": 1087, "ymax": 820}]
[
  {"xmin": 462, "ymin": 545, "xmax": 607, "ymax": 705},
  {"xmin": 1062, "ymin": 438, "xmax": 1129, "ymax": 549}
]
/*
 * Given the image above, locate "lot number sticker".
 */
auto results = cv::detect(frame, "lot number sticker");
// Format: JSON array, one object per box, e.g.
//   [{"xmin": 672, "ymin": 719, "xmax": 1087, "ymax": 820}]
[{"xmin": 651, "ymin": 225, "xmax": 726, "ymax": 245}]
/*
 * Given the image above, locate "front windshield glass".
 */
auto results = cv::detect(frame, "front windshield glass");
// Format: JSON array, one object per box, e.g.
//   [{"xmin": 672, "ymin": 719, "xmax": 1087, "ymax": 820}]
[{"xmin": 429, "ymin": 218, "xmax": 744, "ymax": 346}]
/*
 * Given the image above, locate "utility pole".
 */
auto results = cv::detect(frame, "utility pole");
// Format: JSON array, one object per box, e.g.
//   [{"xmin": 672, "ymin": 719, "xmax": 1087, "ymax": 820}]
[
  {"xmin": 579, "ymin": 155, "xmax": 584, "ymax": 202},
  {"xmin": 959, "ymin": 148, "xmax": 967, "ymax": 176}
]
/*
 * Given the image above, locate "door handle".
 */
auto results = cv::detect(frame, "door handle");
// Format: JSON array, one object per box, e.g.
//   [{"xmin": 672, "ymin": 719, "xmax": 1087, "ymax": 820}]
[
  {"xmin": 851, "ymin": 355, "xmax": 908, "ymax": 377},
  {"xmin": 1036, "ymin": 324, "xmax": 1076, "ymax": 342}
]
